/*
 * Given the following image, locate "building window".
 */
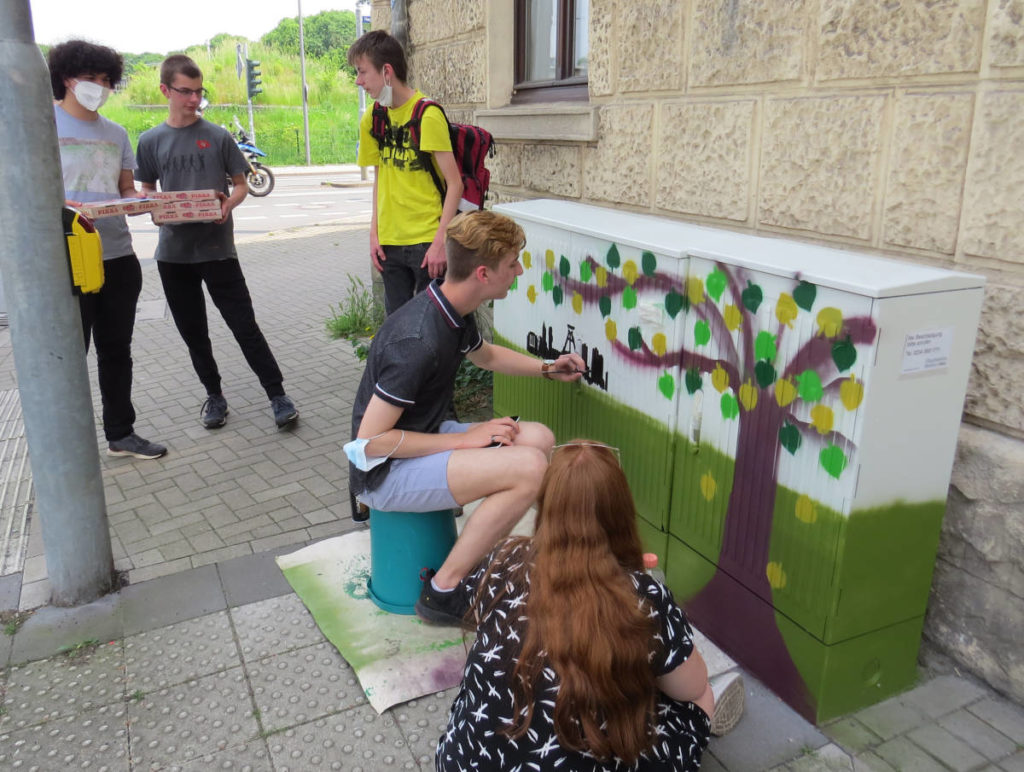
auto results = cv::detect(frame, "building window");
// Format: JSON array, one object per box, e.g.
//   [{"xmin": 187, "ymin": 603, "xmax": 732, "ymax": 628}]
[{"xmin": 514, "ymin": 0, "xmax": 589, "ymax": 102}]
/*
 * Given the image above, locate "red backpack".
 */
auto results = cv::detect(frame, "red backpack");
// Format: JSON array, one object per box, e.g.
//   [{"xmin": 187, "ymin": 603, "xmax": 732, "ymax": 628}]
[{"xmin": 370, "ymin": 98, "xmax": 495, "ymax": 211}]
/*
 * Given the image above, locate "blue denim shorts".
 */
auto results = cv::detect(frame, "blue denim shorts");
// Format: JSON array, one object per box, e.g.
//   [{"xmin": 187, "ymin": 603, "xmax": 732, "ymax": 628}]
[{"xmin": 356, "ymin": 421, "xmax": 470, "ymax": 512}]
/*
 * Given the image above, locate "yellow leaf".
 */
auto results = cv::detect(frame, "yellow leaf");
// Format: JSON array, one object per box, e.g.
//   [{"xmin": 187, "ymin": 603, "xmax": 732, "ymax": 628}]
[
  {"xmin": 711, "ymin": 363, "xmax": 730, "ymax": 393},
  {"xmin": 776, "ymin": 293, "xmax": 798, "ymax": 328},
  {"xmin": 739, "ymin": 380, "xmax": 758, "ymax": 411},
  {"xmin": 840, "ymin": 375, "xmax": 864, "ymax": 410},
  {"xmin": 687, "ymin": 277, "xmax": 705, "ymax": 306},
  {"xmin": 545, "ymin": 249, "xmax": 555, "ymax": 270},
  {"xmin": 816, "ymin": 307, "xmax": 843, "ymax": 338},
  {"xmin": 572, "ymin": 292, "xmax": 583, "ymax": 315},
  {"xmin": 810, "ymin": 404, "xmax": 834, "ymax": 435},
  {"xmin": 527, "ymin": 285, "xmax": 537, "ymax": 304},
  {"xmin": 652, "ymin": 332, "xmax": 667, "ymax": 356},
  {"xmin": 766, "ymin": 562, "xmax": 787, "ymax": 589},
  {"xmin": 700, "ymin": 472, "xmax": 716, "ymax": 501},
  {"xmin": 523, "ymin": 250, "xmax": 532, "ymax": 270},
  {"xmin": 795, "ymin": 495, "xmax": 817, "ymax": 523},
  {"xmin": 605, "ymin": 319, "xmax": 617, "ymax": 341},
  {"xmin": 775, "ymin": 377, "xmax": 797, "ymax": 407},
  {"xmin": 724, "ymin": 304, "xmax": 743, "ymax": 332},
  {"xmin": 595, "ymin": 266, "xmax": 608, "ymax": 288},
  {"xmin": 623, "ymin": 260, "xmax": 638, "ymax": 285}
]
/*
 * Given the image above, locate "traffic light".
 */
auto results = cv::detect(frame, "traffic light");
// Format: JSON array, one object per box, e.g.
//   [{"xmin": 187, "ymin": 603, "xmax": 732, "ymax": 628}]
[{"xmin": 246, "ymin": 58, "xmax": 262, "ymax": 99}]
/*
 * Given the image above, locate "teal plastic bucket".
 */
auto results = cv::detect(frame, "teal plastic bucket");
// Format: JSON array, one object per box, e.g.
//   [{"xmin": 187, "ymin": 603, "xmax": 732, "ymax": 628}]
[{"xmin": 367, "ymin": 508, "xmax": 457, "ymax": 614}]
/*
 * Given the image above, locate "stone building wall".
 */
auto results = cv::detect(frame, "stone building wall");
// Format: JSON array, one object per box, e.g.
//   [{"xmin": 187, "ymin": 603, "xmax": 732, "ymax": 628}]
[{"xmin": 372, "ymin": 0, "xmax": 1024, "ymax": 703}]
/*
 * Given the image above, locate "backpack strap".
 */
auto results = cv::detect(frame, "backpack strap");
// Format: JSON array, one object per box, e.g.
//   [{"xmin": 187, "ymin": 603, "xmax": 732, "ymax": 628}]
[
  {"xmin": 370, "ymin": 101, "xmax": 389, "ymax": 150},
  {"xmin": 408, "ymin": 98, "xmax": 448, "ymax": 205}
]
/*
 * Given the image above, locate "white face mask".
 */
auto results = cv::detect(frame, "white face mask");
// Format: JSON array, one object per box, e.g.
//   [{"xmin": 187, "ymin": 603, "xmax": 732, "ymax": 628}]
[
  {"xmin": 72, "ymin": 79, "xmax": 111, "ymax": 112},
  {"xmin": 377, "ymin": 77, "xmax": 393, "ymax": 108},
  {"xmin": 344, "ymin": 430, "xmax": 405, "ymax": 472}
]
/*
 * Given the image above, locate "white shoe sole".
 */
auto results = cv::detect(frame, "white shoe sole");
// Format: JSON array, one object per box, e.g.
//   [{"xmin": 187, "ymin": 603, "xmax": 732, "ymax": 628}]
[{"xmin": 710, "ymin": 672, "xmax": 745, "ymax": 736}]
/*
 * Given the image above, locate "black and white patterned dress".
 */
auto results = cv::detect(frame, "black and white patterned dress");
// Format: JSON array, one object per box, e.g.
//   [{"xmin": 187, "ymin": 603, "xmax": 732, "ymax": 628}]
[{"xmin": 436, "ymin": 541, "xmax": 711, "ymax": 771}]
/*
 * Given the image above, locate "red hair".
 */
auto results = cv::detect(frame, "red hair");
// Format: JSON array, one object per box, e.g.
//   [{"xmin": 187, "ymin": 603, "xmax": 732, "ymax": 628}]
[{"xmin": 476, "ymin": 442, "xmax": 658, "ymax": 762}]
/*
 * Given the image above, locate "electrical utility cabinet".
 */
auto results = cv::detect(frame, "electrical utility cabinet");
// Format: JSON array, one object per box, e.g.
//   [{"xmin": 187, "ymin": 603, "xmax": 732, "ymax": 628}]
[{"xmin": 492, "ymin": 199, "xmax": 985, "ymax": 723}]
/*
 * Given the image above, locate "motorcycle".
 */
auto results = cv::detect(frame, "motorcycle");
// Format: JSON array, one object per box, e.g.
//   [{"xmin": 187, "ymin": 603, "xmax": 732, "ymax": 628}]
[{"xmin": 231, "ymin": 117, "xmax": 275, "ymax": 197}]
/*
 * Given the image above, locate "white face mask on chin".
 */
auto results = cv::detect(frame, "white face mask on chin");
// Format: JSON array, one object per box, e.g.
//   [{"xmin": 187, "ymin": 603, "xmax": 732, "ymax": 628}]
[
  {"xmin": 72, "ymin": 79, "xmax": 111, "ymax": 112},
  {"xmin": 377, "ymin": 78, "xmax": 394, "ymax": 108}
]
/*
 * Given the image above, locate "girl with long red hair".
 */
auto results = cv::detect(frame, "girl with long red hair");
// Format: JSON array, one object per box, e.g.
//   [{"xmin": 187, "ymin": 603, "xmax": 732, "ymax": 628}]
[{"xmin": 437, "ymin": 441, "xmax": 715, "ymax": 770}]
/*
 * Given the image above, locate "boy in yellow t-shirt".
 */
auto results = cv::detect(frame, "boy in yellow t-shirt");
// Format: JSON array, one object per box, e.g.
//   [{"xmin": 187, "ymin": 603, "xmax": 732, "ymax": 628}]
[{"xmin": 348, "ymin": 31, "xmax": 463, "ymax": 314}]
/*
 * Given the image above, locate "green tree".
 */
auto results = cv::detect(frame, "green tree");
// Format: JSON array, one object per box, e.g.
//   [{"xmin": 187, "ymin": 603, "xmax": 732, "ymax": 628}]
[{"xmin": 261, "ymin": 10, "xmax": 357, "ymax": 73}]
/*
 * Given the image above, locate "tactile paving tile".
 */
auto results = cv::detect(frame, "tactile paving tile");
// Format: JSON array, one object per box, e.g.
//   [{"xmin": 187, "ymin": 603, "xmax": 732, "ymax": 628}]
[
  {"xmin": 230, "ymin": 595, "xmax": 324, "ymax": 663},
  {"xmin": 0, "ymin": 701, "xmax": 130, "ymax": 770},
  {"xmin": 266, "ymin": 703, "xmax": 418, "ymax": 771},
  {"xmin": 127, "ymin": 665, "xmax": 260, "ymax": 769},
  {"xmin": 390, "ymin": 688, "xmax": 457, "ymax": 769},
  {"xmin": 142, "ymin": 739, "xmax": 274, "ymax": 772},
  {"xmin": 1, "ymin": 641, "xmax": 125, "ymax": 730},
  {"xmin": 248, "ymin": 642, "xmax": 367, "ymax": 733},
  {"xmin": 124, "ymin": 610, "xmax": 240, "ymax": 692}
]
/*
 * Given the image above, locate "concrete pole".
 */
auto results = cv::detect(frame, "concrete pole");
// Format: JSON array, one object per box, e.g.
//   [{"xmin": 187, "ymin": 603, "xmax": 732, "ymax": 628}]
[
  {"xmin": 298, "ymin": 0, "xmax": 312, "ymax": 166},
  {"xmin": 0, "ymin": 0, "xmax": 114, "ymax": 605}
]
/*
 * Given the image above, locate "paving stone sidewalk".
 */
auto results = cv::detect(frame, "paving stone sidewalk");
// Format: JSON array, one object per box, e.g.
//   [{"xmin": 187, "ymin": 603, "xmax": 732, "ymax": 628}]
[{"xmin": 0, "ymin": 218, "xmax": 1022, "ymax": 770}]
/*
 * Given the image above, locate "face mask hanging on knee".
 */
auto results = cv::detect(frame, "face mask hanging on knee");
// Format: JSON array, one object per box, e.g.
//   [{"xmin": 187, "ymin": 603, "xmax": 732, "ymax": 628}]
[{"xmin": 344, "ymin": 430, "xmax": 405, "ymax": 472}]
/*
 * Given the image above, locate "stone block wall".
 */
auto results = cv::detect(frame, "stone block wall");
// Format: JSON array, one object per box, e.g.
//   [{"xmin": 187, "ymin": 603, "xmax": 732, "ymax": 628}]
[{"xmin": 376, "ymin": 0, "xmax": 1024, "ymax": 703}]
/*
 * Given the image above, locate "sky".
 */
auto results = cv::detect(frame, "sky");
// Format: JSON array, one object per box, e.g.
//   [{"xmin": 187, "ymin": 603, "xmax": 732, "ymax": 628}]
[{"xmin": 29, "ymin": 0, "xmax": 366, "ymax": 54}]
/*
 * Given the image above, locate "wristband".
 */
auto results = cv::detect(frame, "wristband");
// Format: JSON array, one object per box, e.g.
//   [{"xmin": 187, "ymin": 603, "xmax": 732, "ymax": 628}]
[{"xmin": 541, "ymin": 359, "xmax": 555, "ymax": 379}]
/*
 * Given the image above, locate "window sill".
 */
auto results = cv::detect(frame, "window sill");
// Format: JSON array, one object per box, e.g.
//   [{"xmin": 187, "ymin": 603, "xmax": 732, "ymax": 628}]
[{"xmin": 475, "ymin": 103, "xmax": 598, "ymax": 143}]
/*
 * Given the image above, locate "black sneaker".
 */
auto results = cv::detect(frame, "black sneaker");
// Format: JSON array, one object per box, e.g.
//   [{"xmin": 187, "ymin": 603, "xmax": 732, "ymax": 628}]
[
  {"xmin": 414, "ymin": 568, "xmax": 470, "ymax": 626},
  {"xmin": 201, "ymin": 395, "xmax": 229, "ymax": 428},
  {"xmin": 271, "ymin": 394, "xmax": 298, "ymax": 427},
  {"xmin": 107, "ymin": 433, "xmax": 167, "ymax": 460}
]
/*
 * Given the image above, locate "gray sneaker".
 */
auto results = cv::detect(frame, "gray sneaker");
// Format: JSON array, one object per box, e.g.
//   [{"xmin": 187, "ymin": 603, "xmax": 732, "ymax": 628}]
[
  {"xmin": 271, "ymin": 394, "xmax": 298, "ymax": 427},
  {"xmin": 201, "ymin": 395, "xmax": 229, "ymax": 428},
  {"xmin": 107, "ymin": 433, "xmax": 167, "ymax": 460}
]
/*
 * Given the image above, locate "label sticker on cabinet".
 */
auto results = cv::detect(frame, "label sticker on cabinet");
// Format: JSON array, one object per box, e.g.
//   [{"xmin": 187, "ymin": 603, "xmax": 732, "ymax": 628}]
[{"xmin": 901, "ymin": 328, "xmax": 952, "ymax": 374}]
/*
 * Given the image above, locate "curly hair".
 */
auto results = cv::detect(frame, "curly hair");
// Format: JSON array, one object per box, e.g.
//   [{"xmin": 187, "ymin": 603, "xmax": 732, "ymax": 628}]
[
  {"xmin": 473, "ymin": 442, "xmax": 659, "ymax": 763},
  {"xmin": 48, "ymin": 40, "xmax": 123, "ymax": 100}
]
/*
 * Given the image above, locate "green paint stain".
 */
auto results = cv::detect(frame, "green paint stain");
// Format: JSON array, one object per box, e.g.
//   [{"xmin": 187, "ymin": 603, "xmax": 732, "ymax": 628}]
[
  {"xmin": 658, "ymin": 371, "xmax": 675, "ymax": 399},
  {"xmin": 542, "ymin": 273, "xmax": 554, "ymax": 292},
  {"xmin": 754, "ymin": 331, "xmax": 778, "ymax": 361},
  {"xmin": 820, "ymin": 443, "xmax": 848, "ymax": 478},
  {"xmin": 755, "ymin": 360, "xmax": 777, "ymax": 389},
  {"xmin": 706, "ymin": 269, "xmax": 727, "ymax": 302},
  {"xmin": 779, "ymin": 422, "xmax": 801, "ymax": 455},
  {"xmin": 559, "ymin": 255, "xmax": 571, "ymax": 278},
  {"xmin": 720, "ymin": 393, "xmax": 739, "ymax": 420},
  {"xmin": 607, "ymin": 243, "xmax": 621, "ymax": 269},
  {"xmin": 742, "ymin": 281, "xmax": 763, "ymax": 313},
  {"xmin": 665, "ymin": 291, "xmax": 684, "ymax": 319},
  {"xmin": 623, "ymin": 286, "xmax": 638, "ymax": 310},
  {"xmin": 599, "ymin": 295, "xmax": 612, "ymax": 317},
  {"xmin": 797, "ymin": 370, "xmax": 824, "ymax": 402},
  {"xmin": 793, "ymin": 280, "xmax": 817, "ymax": 311},
  {"xmin": 509, "ymin": 276, "xmax": 518, "ymax": 291},
  {"xmin": 694, "ymin": 320, "xmax": 711, "ymax": 346},
  {"xmin": 832, "ymin": 336, "xmax": 857, "ymax": 372},
  {"xmin": 628, "ymin": 326, "xmax": 643, "ymax": 350},
  {"xmin": 552, "ymin": 285, "xmax": 563, "ymax": 306},
  {"xmin": 580, "ymin": 261, "xmax": 592, "ymax": 282},
  {"xmin": 642, "ymin": 250, "xmax": 657, "ymax": 276},
  {"xmin": 684, "ymin": 367, "xmax": 702, "ymax": 394}
]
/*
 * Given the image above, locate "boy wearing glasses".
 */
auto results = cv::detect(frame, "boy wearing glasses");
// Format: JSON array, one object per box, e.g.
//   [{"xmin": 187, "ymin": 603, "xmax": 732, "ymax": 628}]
[
  {"xmin": 48, "ymin": 40, "xmax": 167, "ymax": 460},
  {"xmin": 348, "ymin": 210, "xmax": 585, "ymax": 625},
  {"xmin": 136, "ymin": 55, "xmax": 298, "ymax": 431}
]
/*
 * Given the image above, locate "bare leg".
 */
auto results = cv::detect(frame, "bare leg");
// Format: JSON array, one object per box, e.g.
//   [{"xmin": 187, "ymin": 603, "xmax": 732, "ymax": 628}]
[{"xmin": 433, "ymin": 421, "xmax": 554, "ymax": 588}]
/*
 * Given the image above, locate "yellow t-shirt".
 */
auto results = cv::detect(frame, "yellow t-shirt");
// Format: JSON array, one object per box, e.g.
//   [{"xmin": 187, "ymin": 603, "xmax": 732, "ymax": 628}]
[{"xmin": 358, "ymin": 90, "xmax": 452, "ymax": 245}]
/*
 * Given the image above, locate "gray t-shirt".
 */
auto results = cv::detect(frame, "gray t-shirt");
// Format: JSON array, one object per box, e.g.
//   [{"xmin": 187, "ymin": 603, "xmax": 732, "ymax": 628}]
[
  {"xmin": 135, "ymin": 119, "xmax": 248, "ymax": 263},
  {"xmin": 54, "ymin": 104, "xmax": 136, "ymax": 260}
]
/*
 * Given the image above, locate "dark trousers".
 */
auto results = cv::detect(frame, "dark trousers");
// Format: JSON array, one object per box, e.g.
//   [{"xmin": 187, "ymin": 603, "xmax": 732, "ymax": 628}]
[
  {"xmin": 80, "ymin": 254, "xmax": 142, "ymax": 442},
  {"xmin": 381, "ymin": 243, "xmax": 431, "ymax": 315},
  {"xmin": 157, "ymin": 259, "xmax": 284, "ymax": 399}
]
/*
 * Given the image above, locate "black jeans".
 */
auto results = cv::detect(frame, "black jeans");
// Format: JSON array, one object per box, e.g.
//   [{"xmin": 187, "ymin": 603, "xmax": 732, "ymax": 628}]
[
  {"xmin": 381, "ymin": 243, "xmax": 431, "ymax": 315},
  {"xmin": 79, "ymin": 254, "xmax": 142, "ymax": 442},
  {"xmin": 157, "ymin": 259, "xmax": 284, "ymax": 400}
]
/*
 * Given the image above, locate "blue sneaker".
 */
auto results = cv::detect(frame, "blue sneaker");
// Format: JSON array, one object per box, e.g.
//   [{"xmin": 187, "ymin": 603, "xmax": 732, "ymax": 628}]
[
  {"xmin": 271, "ymin": 394, "xmax": 298, "ymax": 427},
  {"xmin": 200, "ymin": 395, "xmax": 229, "ymax": 429}
]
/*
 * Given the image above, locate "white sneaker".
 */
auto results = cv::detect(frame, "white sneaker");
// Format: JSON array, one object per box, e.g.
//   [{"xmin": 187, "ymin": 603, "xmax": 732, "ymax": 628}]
[{"xmin": 709, "ymin": 671, "xmax": 745, "ymax": 736}]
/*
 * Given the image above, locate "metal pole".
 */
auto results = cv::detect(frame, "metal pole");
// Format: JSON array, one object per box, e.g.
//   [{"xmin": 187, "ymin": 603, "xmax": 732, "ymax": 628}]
[
  {"xmin": 0, "ymin": 0, "xmax": 114, "ymax": 606},
  {"xmin": 298, "ymin": 0, "xmax": 311, "ymax": 166},
  {"xmin": 357, "ymin": 2, "xmax": 368, "ymax": 181},
  {"xmin": 245, "ymin": 43, "xmax": 256, "ymax": 142}
]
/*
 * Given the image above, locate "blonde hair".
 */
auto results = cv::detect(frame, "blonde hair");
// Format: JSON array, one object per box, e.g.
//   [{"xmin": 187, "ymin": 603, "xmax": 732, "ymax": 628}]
[{"xmin": 445, "ymin": 211, "xmax": 526, "ymax": 281}]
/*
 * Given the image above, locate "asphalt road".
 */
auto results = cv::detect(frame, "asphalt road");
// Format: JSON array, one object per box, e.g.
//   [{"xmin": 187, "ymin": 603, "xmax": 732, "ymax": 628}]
[{"xmin": 128, "ymin": 173, "xmax": 372, "ymax": 259}]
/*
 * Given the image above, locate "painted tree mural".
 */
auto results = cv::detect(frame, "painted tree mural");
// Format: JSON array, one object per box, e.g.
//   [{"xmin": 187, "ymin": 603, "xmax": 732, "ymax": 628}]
[{"xmin": 515, "ymin": 243, "xmax": 878, "ymax": 715}]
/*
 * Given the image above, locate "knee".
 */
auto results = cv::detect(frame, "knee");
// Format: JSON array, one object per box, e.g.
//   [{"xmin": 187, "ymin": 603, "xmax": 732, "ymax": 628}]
[
  {"xmin": 515, "ymin": 446, "xmax": 549, "ymax": 495},
  {"xmin": 517, "ymin": 421, "xmax": 555, "ymax": 453}
]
